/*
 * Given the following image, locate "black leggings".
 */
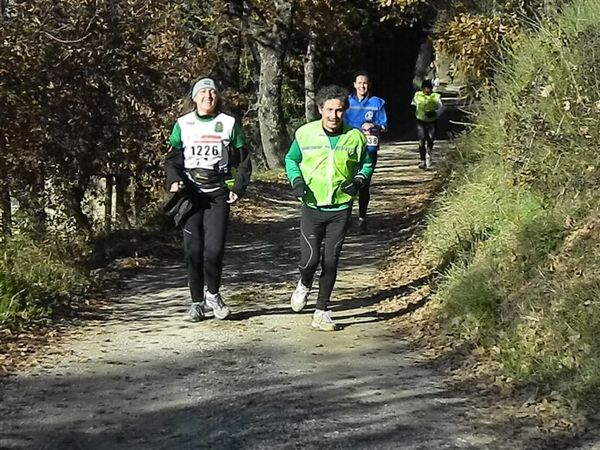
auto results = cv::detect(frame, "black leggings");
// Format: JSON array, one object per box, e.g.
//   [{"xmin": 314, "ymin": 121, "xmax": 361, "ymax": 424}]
[
  {"xmin": 416, "ymin": 120, "xmax": 436, "ymax": 160},
  {"xmin": 182, "ymin": 189, "xmax": 230, "ymax": 302},
  {"xmin": 299, "ymin": 206, "xmax": 351, "ymax": 310},
  {"xmin": 358, "ymin": 152, "xmax": 378, "ymax": 219}
]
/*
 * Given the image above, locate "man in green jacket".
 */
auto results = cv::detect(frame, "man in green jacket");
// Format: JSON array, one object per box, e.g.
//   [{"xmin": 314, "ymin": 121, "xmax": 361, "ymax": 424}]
[
  {"xmin": 284, "ymin": 85, "xmax": 374, "ymax": 331},
  {"xmin": 411, "ymin": 79, "xmax": 444, "ymax": 169}
]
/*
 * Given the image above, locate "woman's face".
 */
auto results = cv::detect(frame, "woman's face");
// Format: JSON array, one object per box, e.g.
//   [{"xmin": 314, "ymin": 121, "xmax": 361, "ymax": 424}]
[{"xmin": 194, "ymin": 88, "xmax": 219, "ymax": 115}]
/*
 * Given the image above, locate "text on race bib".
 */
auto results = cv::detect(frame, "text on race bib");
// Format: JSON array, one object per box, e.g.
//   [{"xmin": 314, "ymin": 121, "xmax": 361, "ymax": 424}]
[
  {"xmin": 366, "ymin": 135, "xmax": 379, "ymax": 146},
  {"xmin": 189, "ymin": 143, "xmax": 223, "ymax": 157},
  {"xmin": 184, "ymin": 140, "xmax": 225, "ymax": 170}
]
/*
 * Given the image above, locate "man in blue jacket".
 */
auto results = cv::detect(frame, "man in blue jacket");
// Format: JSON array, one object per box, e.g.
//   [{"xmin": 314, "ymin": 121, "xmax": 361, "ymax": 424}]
[{"xmin": 344, "ymin": 71, "xmax": 388, "ymax": 234}]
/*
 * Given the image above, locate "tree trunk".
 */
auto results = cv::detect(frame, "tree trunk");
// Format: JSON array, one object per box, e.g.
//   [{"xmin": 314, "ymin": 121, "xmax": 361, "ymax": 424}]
[
  {"xmin": 256, "ymin": 42, "xmax": 289, "ymax": 168},
  {"xmin": 0, "ymin": 0, "xmax": 8, "ymax": 21},
  {"xmin": 304, "ymin": 31, "xmax": 317, "ymax": 122},
  {"xmin": 0, "ymin": 155, "xmax": 11, "ymax": 235},
  {"xmin": 132, "ymin": 178, "xmax": 150, "ymax": 225},
  {"xmin": 66, "ymin": 183, "xmax": 93, "ymax": 238},
  {"xmin": 216, "ymin": 0, "xmax": 243, "ymax": 92},
  {"xmin": 115, "ymin": 173, "xmax": 131, "ymax": 229},
  {"xmin": 0, "ymin": 182, "xmax": 11, "ymax": 235},
  {"xmin": 105, "ymin": 174, "xmax": 113, "ymax": 232},
  {"xmin": 246, "ymin": 0, "xmax": 294, "ymax": 169},
  {"xmin": 413, "ymin": 37, "xmax": 434, "ymax": 87}
]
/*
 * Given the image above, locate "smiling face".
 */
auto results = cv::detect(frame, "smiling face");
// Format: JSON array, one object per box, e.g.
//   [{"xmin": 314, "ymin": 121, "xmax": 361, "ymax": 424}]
[
  {"xmin": 319, "ymin": 98, "xmax": 346, "ymax": 133},
  {"xmin": 194, "ymin": 88, "xmax": 219, "ymax": 115},
  {"xmin": 353, "ymin": 75, "xmax": 369, "ymax": 99}
]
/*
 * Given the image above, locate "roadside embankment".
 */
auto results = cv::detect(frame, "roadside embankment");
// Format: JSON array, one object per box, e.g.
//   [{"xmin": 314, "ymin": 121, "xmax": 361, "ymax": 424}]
[{"xmin": 377, "ymin": 0, "xmax": 600, "ymax": 437}]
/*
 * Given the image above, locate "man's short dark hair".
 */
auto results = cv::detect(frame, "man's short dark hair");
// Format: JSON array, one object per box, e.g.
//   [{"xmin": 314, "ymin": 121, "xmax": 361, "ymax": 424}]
[
  {"xmin": 421, "ymin": 79, "xmax": 433, "ymax": 89},
  {"xmin": 316, "ymin": 85, "xmax": 349, "ymax": 109},
  {"xmin": 353, "ymin": 70, "xmax": 370, "ymax": 82}
]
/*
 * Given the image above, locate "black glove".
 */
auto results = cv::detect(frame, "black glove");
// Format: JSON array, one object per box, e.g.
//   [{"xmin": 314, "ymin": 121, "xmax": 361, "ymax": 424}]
[
  {"xmin": 292, "ymin": 178, "xmax": 307, "ymax": 200},
  {"xmin": 425, "ymin": 110, "xmax": 437, "ymax": 119},
  {"xmin": 341, "ymin": 175, "xmax": 367, "ymax": 196}
]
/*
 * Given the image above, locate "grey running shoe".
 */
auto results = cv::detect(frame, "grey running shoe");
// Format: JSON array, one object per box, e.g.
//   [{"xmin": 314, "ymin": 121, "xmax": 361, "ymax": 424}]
[
  {"xmin": 291, "ymin": 279, "xmax": 311, "ymax": 312},
  {"xmin": 183, "ymin": 302, "xmax": 212, "ymax": 322},
  {"xmin": 357, "ymin": 217, "xmax": 368, "ymax": 235},
  {"xmin": 205, "ymin": 291, "xmax": 231, "ymax": 320},
  {"xmin": 311, "ymin": 309, "xmax": 338, "ymax": 331}
]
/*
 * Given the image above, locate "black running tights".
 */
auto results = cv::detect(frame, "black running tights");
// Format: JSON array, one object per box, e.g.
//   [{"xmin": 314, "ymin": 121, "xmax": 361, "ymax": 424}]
[
  {"xmin": 182, "ymin": 190, "xmax": 229, "ymax": 302},
  {"xmin": 299, "ymin": 206, "xmax": 351, "ymax": 310}
]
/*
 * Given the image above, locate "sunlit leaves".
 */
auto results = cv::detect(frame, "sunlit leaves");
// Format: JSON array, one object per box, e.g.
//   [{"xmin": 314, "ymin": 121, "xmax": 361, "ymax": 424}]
[{"xmin": 435, "ymin": 12, "xmax": 520, "ymax": 85}]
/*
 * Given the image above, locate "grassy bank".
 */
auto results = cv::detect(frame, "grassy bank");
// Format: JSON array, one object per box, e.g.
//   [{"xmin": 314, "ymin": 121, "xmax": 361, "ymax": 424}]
[
  {"xmin": 422, "ymin": 0, "xmax": 600, "ymax": 404},
  {"xmin": 0, "ymin": 235, "xmax": 89, "ymax": 329}
]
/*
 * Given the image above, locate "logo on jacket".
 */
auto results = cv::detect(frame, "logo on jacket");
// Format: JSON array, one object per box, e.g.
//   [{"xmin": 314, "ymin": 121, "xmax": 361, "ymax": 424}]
[
  {"xmin": 364, "ymin": 111, "xmax": 374, "ymax": 121},
  {"xmin": 215, "ymin": 121, "xmax": 223, "ymax": 132}
]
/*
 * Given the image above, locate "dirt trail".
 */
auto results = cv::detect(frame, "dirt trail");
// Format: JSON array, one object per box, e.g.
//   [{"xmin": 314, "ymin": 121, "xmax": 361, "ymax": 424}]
[{"xmin": 1, "ymin": 143, "xmax": 539, "ymax": 449}]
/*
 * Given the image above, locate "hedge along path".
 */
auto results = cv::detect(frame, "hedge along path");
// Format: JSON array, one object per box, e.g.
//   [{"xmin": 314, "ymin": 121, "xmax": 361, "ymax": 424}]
[{"xmin": 0, "ymin": 142, "xmax": 535, "ymax": 449}]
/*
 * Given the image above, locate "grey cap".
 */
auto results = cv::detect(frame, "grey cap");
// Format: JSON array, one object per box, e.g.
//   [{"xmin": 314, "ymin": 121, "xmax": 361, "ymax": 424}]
[{"xmin": 192, "ymin": 78, "xmax": 219, "ymax": 99}]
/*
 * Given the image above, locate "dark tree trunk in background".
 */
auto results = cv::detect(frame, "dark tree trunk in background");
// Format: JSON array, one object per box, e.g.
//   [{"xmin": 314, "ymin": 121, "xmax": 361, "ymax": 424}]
[
  {"xmin": 0, "ymin": 155, "xmax": 11, "ymax": 234},
  {"xmin": 216, "ymin": 0, "xmax": 243, "ymax": 92},
  {"xmin": 304, "ymin": 31, "xmax": 317, "ymax": 122},
  {"xmin": 0, "ymin": 0, "xmax": 8, "ymax": 21},
  {"xmin": 115, "ymin": 173, "xmax": 131, "ymax": 228},
  {"xmin": 414, "ymin": 37, "xmax": 434, "ymax": 86},
  {"xmin": 132, "ymin": 179, "xmax": 150, "ymax": 225},
  {"xmin": 104, "ymin": 175, "xmax": 113, "ymax": 232},
  {"xmin": 0, "ymin": 183, "xmax": 11, "ymax": 235},
  {"xmin": 66, "ymin": 183, "xmax": 93, "ymax": 238}
]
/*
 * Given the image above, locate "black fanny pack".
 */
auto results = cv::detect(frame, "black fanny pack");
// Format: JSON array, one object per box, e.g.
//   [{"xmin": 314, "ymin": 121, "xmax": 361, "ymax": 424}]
[{"xmin": 186, "ymin": 168, "xmax": 227, "ymax": 185}]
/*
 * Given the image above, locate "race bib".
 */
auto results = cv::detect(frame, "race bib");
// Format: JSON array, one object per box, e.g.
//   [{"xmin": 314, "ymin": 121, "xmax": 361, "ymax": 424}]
[
  {"xmin": 366, "ymin": 134, "xmax": 379, "ymax": 146},
  {"xmin": 185, "ymin": 142, "xmax": 224, "ymax": 169}
]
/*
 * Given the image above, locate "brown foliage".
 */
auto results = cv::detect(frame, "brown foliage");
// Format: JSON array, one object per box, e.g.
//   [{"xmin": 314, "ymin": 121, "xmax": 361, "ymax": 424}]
[{"xmin": 0, "ymin": 0, "xmax": 210, "ymax": 234}]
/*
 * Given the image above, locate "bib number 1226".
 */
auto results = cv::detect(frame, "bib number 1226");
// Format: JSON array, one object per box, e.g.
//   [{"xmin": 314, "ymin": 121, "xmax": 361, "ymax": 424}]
[{"xmin": 191, "ymin": 144, "xmax": 221, "ymax": 157}]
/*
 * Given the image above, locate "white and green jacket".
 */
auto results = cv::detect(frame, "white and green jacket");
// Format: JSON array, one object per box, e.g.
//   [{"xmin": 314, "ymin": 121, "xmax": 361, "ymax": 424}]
[{"xmin": 165, "ymin": 111, "xmax": 251, "ymax": 196}]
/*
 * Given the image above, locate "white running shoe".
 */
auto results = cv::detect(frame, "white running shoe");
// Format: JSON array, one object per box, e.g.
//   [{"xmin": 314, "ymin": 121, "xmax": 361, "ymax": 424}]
[
  {"xmin": 311, "ymin": 309, "xmax": 338, "ymax": 331},
  {"xmin": 425, "ymin": 152, "xmax": 432, "ymax": 169},
  {"xmin": 290, "ymin": 279, "xmax": 311, "ymax": 312},
  {"xmin": 205, "ymin": 292, "xmax": 231, "ymax": 320}
]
